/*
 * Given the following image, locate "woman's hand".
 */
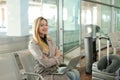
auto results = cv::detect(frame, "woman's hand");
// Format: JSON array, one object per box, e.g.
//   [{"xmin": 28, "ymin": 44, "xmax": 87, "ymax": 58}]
[
  {"xmin": 55, "ymin": 49, "xmax": 61, "ymax": 59},
  {"xmin": 54, "ymin": 49, "xmax": 61, "ymax": 65},
  {"xmin": 42, "ymin": 54, "xmax": 48, "ymax": 59}
]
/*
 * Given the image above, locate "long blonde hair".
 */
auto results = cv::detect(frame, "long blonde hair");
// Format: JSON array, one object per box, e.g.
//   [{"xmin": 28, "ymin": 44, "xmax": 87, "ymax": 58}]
[{"xmin": 32, "ymin": 17, "xmax": 49, "ymax": 53}]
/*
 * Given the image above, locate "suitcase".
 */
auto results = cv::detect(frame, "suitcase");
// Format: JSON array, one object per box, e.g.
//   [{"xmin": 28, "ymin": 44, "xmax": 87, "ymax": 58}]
[{"xmin": 92, "ymin": 36, "xmax": 120, "ymax": 80}]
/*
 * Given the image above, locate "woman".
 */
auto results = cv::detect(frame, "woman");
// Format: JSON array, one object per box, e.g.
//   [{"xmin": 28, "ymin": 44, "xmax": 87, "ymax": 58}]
[{"xmin": 28, "ymin": 17, "xmax": 80, "ymax": 80}]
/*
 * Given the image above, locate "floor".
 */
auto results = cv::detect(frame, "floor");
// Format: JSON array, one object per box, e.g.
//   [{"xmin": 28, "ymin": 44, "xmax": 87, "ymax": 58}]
[
  {"xmin": 79, "ymin": 47, "xmax": 116, "ymax": 80},
  {"xmin": 79, "ymin": 56, "xmax": 92, "ymax": 80}
]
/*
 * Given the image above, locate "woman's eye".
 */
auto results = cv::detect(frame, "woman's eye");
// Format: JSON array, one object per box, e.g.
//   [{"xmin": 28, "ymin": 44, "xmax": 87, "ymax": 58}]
[
  {"xmin": 40, "ymin": 24, "xmax": 48, "ymax": 27},
  {"xmin": 40, "ymin": 25, "xmax": 44, "ymax": 26}
]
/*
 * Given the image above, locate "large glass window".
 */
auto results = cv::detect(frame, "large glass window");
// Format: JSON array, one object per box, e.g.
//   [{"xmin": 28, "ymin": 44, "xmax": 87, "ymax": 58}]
[
  {"xmin": 28, "ymin": 1, "xmax": 42, "ymax": 34},
  {"xmin": 63, "ymin": 0, "xmax": 80, "ymax": 53},
  {"xmin": 42, "ymin": 1, "xmax": 58, "ymax": 44},
  {"xmin": 81, "ymin": 1, "xmax": 111, "ymax": 50},
  {"xmin": 114, "ymin": 8, "xmax": 120, "ymax": 31},
  {"xmin": 114, "ymin": 0, "xmax": 120, "ymax": 7},
  {"xmin": 100, "ymin": 5, "xmax": 111, "ymax": 34}
]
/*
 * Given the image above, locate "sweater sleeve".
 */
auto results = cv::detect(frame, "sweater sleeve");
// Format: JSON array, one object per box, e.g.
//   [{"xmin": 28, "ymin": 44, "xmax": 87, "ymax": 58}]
[
  {"xmin": 28, "ymin": 41, "xmax": 57, "ymax": 68},
  {"xmin": 47, "ymin": 39, "xmax": 63, "ymax": 65}
]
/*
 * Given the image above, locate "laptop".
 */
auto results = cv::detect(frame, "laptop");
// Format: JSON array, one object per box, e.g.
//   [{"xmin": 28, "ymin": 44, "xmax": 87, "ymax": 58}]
[{"xmin": 51, "ymin": 56, "xmax": 81, "ymax": 75}]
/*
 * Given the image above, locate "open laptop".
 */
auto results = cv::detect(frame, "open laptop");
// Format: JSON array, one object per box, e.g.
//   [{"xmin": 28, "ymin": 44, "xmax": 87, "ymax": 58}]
[{"xmin": 51, "ymin": 55, "xmax": 81, "ymax": 75}]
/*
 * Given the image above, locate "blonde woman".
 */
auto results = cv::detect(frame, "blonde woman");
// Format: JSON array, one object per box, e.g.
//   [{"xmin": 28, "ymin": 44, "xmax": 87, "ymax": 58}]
[{"xmin": 28, "ymin": 17, "xmax": 80, "ymax": 80}]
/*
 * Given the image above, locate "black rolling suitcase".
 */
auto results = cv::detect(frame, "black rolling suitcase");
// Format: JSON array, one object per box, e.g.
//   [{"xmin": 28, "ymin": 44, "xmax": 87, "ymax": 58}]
[{"xmin": 92, "ymin": 36, "xmax": 120, "ymax": 80}]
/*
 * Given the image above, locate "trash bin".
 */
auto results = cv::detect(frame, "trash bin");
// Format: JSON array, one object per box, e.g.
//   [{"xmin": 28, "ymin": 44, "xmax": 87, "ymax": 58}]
[
  {"xmin": 84, "ymin": 37, "xmax": 93, "ymax": 74},
  {"xmin": 84, "ymin": 24, "xmax": 100, "ymax": 74},
  {"xmin": 85, "ymin": 24, "xmax": 99, "ymax": 61}
]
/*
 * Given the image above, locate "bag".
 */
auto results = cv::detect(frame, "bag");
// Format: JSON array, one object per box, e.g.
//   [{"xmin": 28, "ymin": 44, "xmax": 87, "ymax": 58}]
[{"xmin": 92, "ymin": 36, "xmax": 120, "ymax": 80}]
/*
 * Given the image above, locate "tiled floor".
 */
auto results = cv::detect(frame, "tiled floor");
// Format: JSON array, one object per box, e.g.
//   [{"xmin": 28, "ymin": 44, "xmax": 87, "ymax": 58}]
[
  {"xmin": 64, "ymin": 46, "xmax": 118, "ymax": 80},
  {"xmin": 79, "ymin": 57, "xmax": 92, "ymax": 80},
  {"xmin": 80, "ymin": 47, "xmax": 120, "ymax": 80}
]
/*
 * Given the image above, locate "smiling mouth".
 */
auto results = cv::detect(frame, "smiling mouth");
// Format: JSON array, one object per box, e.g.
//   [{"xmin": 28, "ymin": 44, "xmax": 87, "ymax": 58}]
[
  {"xmin": 43, "ymin": 29, "xmax": 48, "ymax": 31},
  {"xmin": 43, "ymin": 30, "xmax": 47, "ymax": 32}
]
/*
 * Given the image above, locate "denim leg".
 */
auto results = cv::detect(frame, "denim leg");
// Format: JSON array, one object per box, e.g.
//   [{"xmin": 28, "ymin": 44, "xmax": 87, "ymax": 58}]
[
  {"xmin": 58, "ymin": 67, "xmax": 80, "ymax": 80},
  {"xmin": 72, "ymin": 69, "xmax": 80, "ymax": 80},
  {"xmin": 66, "ymin": 71, "xmax": 76, "ymax": 80}
]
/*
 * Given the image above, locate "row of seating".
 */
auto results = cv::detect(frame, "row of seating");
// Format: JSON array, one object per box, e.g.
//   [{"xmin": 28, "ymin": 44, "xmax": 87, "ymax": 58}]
[
  {"xmin": 0, "ymin": 49, "xmax": 44, "ymax": 80},
  {"xmin": 109, "ymin": 31, "xmax": 120, "ymax": 54}
]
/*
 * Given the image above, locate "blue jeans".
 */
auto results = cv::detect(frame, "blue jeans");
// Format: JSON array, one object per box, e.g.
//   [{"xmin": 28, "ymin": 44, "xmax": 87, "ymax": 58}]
[
  {"xmin": 58, "ymin": 67, "xmax": 80, "ymax": 80},
  {"xmin": 66, "ymin": 69, "xmax": 80, "ymax": 80}
]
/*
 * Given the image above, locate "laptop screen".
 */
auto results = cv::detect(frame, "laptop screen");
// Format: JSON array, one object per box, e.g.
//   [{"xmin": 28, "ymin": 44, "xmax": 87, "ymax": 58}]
[{"xmin": 67, "ymin": 56, "xmax": 81, "ymax": 69}]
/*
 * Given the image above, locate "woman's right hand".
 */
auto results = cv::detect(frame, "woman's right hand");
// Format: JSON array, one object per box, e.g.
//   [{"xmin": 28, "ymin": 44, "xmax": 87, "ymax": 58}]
[
  {"xmin": 55, "ymin": 49, "xmax": 61, "ymax": 59},
  {"xmin": 42, "ymin": 54, "xmax": 48, "ymax": 59}
]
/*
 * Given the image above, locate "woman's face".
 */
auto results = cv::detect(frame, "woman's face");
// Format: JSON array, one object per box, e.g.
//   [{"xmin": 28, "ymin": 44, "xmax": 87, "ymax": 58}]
[{"xmin": 38, "ymin": 19, "xmax": 48, "ymax": 37}]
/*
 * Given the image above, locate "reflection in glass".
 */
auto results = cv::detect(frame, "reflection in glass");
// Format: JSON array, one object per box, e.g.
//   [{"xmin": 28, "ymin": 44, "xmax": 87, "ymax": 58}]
[
  {"xmin": 114, "ymin": 8, "xmax": 120, "ymax": 31},
  {"xmin": 63, "ymin": 0, "xmax": 80, "ymax": 53}
]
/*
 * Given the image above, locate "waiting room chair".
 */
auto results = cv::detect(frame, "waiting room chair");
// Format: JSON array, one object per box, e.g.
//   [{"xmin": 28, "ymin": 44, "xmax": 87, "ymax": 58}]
[
  {"xmin": 0, "ymin": 53, "xmax": 22, "ymax": 80},
  {"xmin": 108, "ymin": 31, "xmax": 120, "ymax": 54},
  {"xmin": 16, "ymin": 49, "xmax": 44, "ymax": 80}
]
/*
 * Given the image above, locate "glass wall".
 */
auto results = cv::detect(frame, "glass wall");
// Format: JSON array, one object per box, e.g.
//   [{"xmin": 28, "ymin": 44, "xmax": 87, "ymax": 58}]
[
  {"xmin": 0, "ymin": 0, "xmax": 58, "ymax": 43},
  {"xmin": 114, "ymin": 8, "xmax": 120, "ymax": 31},
  {"xmin": 114, "ymin": 0, "xmax": 120, "ymax": 7},
  {"xmin": 41, "ymin": 0, "xmax": 58, "ymax": 44},
  {"xmin": 81, "ymin": 1, "xmax": 111, "ymax": 51},
  {"xmin": 63, "ymin": 0, "xmax": 80, "ymax": 53},
  {"xmin": 82, "ymin": 1, "xmax": 111, "ymax": 35},
  {"xmin": 28, "ymin": 1, "xmax": 42, "ymax": 34},
  {"xmin": 1, "ymin": 0, "xmax": 120, "ymax": 54},
  {"xmin": 100, "ymin": 5, "xmax": 111, "ymax": 34},
  {"xmin": 81, "ymin": 0, "xmax": 120, "ymax": 52}
]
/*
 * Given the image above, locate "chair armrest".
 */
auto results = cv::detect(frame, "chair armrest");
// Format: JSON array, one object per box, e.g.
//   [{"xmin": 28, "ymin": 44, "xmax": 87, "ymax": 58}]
[
  {"xmin": 21, "ymin": 71, "xmax": 44, "ymax": 80},
  {"xmin": 24, "ymin": 72, "xmax": 44, "ymax": 80}
]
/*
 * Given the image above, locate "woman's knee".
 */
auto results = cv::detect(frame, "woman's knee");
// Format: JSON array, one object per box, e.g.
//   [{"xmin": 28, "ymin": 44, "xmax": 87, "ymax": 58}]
[
  {"xmin": 72, "ymin": 69, "xmax": 80, "ymax": 80},
  {"xmin": 66, "ymin": 71, "xmax": 76, "ymax": 80},
  {"xmin": 66, "ymin": 69, "xmax": 80, "ymax": 80},
  {"xmin": 72, "ymin": 69, "xmax": 80, "ymax": 76}
]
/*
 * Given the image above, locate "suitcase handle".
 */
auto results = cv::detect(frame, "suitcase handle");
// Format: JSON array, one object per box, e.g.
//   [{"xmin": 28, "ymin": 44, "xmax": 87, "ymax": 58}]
[
  {"xmin": 98, "ymin": 36, "xmax": 110, "ymax": 65},
  {"xmin": 99, "ymin": 36, "xmax": 109, "ymax": 40}
]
